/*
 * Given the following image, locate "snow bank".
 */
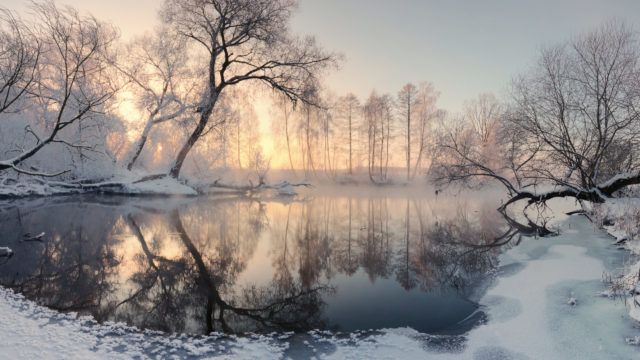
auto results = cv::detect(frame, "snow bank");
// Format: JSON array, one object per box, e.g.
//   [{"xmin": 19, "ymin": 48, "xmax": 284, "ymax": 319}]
[
  {"xmin": 115, "ymin": 177, "xmax": 198, "ymax": 196},
  {"xmin": 0, "ymin": 175, "xmax": 198, "ymax": 198},
  {"xmin": 594, "ymin": 198, "xmax": 640, "ymax": 324},
  {"xmin": 0, "ymin": 180, "xmax": 73, "ymax": 198},
  {"xmin": 0, "ymin": 175, "xmax": 313, "ymax": 199}
]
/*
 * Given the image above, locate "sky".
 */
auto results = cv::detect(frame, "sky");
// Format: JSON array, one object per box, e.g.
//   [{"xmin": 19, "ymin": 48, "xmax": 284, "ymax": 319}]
[
  {"xmin": 5, "ymin": 0, "xmax": 640, "ymax": 112},
  {"xmin": 290, "ymin": 0, "xmax": 640, "ymax": 111}
]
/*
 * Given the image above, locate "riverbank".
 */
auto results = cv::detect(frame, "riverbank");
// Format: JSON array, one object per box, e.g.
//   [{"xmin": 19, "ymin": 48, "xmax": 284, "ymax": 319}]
[
  {"xmin": 0, "ymin": 173, "xmax": 313, "ymax": 199},
  {"xmin": 593, "ymin": 198, "xmax": 640, "ymax": 327}
]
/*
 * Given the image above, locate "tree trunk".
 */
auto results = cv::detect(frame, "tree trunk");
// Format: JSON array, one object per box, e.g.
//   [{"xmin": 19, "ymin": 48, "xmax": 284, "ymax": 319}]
[
  {"xmin": 385, "ymin": 111, "xmax": 390, "ymax": 180},
  {"xmin": 127, "ymin": 117, "xmax": 155, "ymax": 171},
  {"xmin": 348, "ymin": 108, "xmax": 353, "ymax": 175},
  {"xmin": 236, "ymin": 116, "xmax": 242, "ymax": 169},
  {"xmin": 169, "ymin": 100, "xmax": 216, "ymax": 178},
  {"xmin": 284, "ymin": 104, "xmax": 295, "ymax": 173},
  {"xmin": 407, "ymin": 95, "xmax": 411, "ymax": 181}
]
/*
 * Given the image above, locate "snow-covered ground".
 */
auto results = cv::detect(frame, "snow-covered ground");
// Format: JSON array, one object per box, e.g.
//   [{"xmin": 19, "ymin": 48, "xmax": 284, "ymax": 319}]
[
  {"xmin": 0, "ymin": 174, "xmax": 310, "ymax": 199},
  {"xmin": 0, "ymin": 287, "xmax": 290, "ymax": 359},
  {"xmin": 593, "ymin": 198, "xmax": 640, "ymax": 325},
  {"xmin": 0, "ymin": 174, "xmax": 198, "ymax": 198},
  {"xmin": 1, "ymin": 213, "xmax": 638, "ymax": 359}
]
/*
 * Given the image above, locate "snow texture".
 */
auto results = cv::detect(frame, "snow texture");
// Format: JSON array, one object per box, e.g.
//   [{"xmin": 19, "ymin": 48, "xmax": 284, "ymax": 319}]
[
  {"xmin": 0, "ymin": 175, "xmax": 198, "ymax": 198},
  {"xmin": 594, "ymin": 197, "xmax": 640, "ymax": 323}
]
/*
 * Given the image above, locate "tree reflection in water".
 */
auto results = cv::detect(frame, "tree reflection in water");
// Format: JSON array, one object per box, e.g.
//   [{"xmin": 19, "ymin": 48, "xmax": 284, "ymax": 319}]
[{"xmin": 0, "ymin": 194, "xmax": 543, "ymax": 335}]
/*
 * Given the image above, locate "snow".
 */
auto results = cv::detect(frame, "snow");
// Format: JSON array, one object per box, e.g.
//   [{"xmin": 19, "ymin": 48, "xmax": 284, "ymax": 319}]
[
  {"xmin": 592, "ymin": 197, "xmax": 640, "ymax": 325},
  {"xmin": 0, "ymin": 174, "xmax": 198, "ymax": 198},
  {"xmin": 0, "ymin": 173, "xmax": 314, "ymax": 199},
  {"xmin": 597, "ymin": 172, "xmax": 640, "ymax": 189},
  {"xmin": 0, "ymin": 180, "xmax": 69, "ymax": 198},
  {"xmin": 0, "ymin": 246, "xmax": 13, "ymax": 257},
  {"xmin": 0, "ymin": 214, "xmax": 637, "ymax": 359},
  {"xmin": 0, "ymin": 287, "xmax": 289, "ymax": 359},
  {"xmin": 117, "ymin": 177, "xmax": 198, "ymax": 196},
  {"xmin": 275, "ymin": 183, "xmax": 297, "ymax": 196}
]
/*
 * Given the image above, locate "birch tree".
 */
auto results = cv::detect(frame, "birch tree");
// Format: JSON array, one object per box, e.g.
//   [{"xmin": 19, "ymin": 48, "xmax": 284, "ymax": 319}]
[{"xmin": 435, "ymin": 21, "xmax": 640, "ymax": 211}]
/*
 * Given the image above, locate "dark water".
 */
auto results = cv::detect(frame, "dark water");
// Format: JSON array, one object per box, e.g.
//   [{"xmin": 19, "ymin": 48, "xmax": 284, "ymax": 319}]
[{"xmin": 0, "ymin": 188, "xmax": 520, "ymax": 335}]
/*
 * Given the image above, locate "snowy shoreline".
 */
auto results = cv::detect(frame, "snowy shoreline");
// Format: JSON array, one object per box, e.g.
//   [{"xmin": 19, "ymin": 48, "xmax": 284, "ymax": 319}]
[
  {"xmin": 592, "ymin": 198, "xmax": 640, "ymax": 328},
  {"xmin": 0, "ymin": 174, "xmax": 315, "ymax": 200},
  {"xmin": 0, "ymin": 175, "xmax": 199, "ymax": 199}
]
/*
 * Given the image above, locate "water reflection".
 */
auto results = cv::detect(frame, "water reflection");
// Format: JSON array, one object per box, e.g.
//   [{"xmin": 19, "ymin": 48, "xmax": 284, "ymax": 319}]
[{"xmin": 0, "ymin": 192, "xmax": 533, "ymax": 335}]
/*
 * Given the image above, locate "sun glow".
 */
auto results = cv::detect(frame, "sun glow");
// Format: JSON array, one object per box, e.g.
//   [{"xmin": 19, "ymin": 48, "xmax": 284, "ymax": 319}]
[{"xmin": 115, "ymin": 90, "xmax": 145, "ymax": 141}]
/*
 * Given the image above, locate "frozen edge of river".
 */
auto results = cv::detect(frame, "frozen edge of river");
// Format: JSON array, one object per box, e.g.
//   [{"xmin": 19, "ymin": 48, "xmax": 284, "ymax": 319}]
[
  {"xmin": 0, "ymin": 215, "xmax": 638, "ymax": 359},
  {"xmin": 596, "ymin": 198, "xmax": 640, "ymax": 328}
]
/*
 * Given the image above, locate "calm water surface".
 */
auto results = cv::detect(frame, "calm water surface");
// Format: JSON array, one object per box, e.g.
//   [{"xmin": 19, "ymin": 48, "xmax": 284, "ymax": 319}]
[{"xmin": 0, "ymin": 187, "xmax": 521, "ymax": 335}]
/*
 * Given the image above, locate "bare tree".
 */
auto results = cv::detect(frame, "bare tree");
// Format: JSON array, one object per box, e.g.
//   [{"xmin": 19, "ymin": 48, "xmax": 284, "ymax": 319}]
[
  {"xmin": 319, "ymin": 93, "xmax": 338, "ymax": 179},
  {"xmin": 117, "ymin": 27, "xmax": 195, "ymax": 171},
  {"xmin": 300, "ymin": 82, "xmax": 320, "ymax": 177},
  {"xmin": 162, "ymin": 0, "xmax": 336, "ymax": 178},
  {"xmin": 337, "ymin": 93, "xmax": 360, "ymax": 175},
  {"xmin": 0, "ymin": 8, "xmax": 39, "ymax": 115},
  {"xmin": 381, "ymin": 94, "xmax": 393, "ymax": 179},
  {"xmin": 363, "ymin": 92, "xmax": 394, "ymax": 183},
  {"xmin": 364, "ymin": 92, "xmax": 379, "ymax": 182},
  {"xmin": 464, "ymin": 93, "xmax": 502, "ymax": 145},
  {"xmin": 276, "ymin": 93, "xmax": 296, "ymax": 172},
  {"xmin": 0, "ymin": 1, "xmax": 118, "ymax": 177},
  {"xmin": 435, "ymin": 21, "xmax": 640, "ymax": 211},
  {"xmin": 411, "ymin": 83, "xmax": 442, "ymax": 179},
  {"xmin": 397, "ymin": 83, "xmax": 417, "ymax": 181}
]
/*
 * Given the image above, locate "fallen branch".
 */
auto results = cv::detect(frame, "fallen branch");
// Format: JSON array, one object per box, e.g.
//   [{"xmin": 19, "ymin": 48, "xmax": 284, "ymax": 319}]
[
  {"xmin": 205, "ymin": 180, "xmax": 313, "ymax": 196},
  {"xmin": 10, "ymin": 165, "xmax": 70, "ymax": 177}
]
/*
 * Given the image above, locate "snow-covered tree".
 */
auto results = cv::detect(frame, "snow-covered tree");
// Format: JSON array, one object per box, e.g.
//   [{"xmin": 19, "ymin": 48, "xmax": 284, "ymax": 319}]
[
  {"xmin": 116, "ymin": 27, "xmax": 196, "ymax": 171},
  {"xmin": 161, "ymin": 0, "xmax": 337, "ymax": 178},
  {"xmin": 435, "ymin": 21, "xmax": 640, "ymax": 210},
  {"xmin": 0, "ymin": 1, "xmax": 118, "ymax": 177}
]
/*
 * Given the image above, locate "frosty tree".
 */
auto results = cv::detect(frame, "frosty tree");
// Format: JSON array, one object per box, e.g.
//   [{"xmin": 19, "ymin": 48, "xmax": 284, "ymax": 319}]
[
  {"xmin": 0, "ymin": 1, "xmax": 118, "ymax": 176},
  {"xmin": 434, "ymin": 21, "xmax": 640, "ymax": 210},
  {"xmin": 161, "ymin": 0, "xmax": 337, "ymax": 178},
  {"xmin": 116, "ymin": 27, "xmax": 196, "ymax": 171},
  {"xmin": 0, "ymin": 8, "xmax": 39, "ymax": 115}
]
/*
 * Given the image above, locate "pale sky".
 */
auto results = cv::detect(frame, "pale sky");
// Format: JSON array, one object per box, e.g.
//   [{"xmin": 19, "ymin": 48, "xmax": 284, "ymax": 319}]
[{"xmin": 5, "ymin": 0, "xmax": 640, "ymax": 112}]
